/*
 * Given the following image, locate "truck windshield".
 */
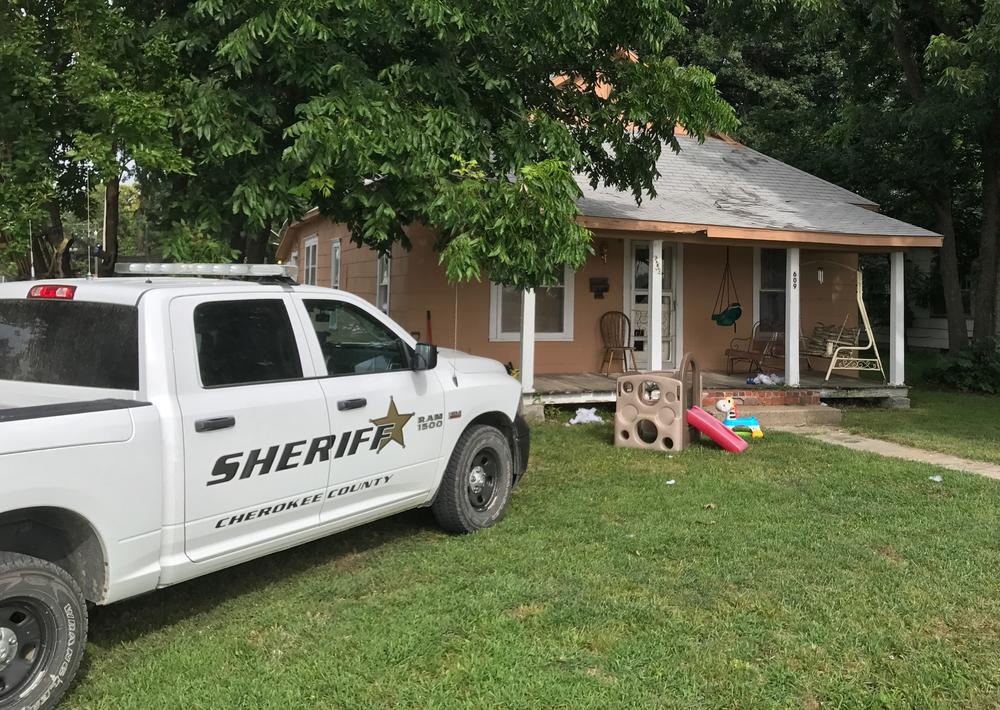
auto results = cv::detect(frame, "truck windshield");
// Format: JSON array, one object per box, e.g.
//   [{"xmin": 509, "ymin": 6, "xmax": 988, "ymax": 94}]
[{"xmin": 0, "ymin": 299, "xmax": 140, "ymax": 390}]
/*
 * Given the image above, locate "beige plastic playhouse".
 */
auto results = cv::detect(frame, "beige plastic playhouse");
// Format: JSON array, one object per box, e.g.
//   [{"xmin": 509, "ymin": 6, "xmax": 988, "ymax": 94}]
[{"xmin": 615, "ymin": 354, "xmax": 702, "ymax": 453}]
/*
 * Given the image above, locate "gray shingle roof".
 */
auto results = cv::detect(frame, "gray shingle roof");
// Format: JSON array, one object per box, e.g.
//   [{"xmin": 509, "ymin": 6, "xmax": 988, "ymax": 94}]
[{"xmin": 575, "ymin": 135, "xmax": 941, "ymax": 239}]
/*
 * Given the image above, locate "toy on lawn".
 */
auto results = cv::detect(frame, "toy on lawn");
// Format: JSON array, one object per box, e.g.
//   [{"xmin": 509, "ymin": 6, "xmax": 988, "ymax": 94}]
[
  {"xmin": 714, "ymin": 397, "xmax": 764, "ymax": 439},
  {"xmin": 614, "ymin": 355, "xmax": 750, "ymax": 454},
  {"xmin": 615, "ymin": 354, "xmax": 702, "ymax": 452}
]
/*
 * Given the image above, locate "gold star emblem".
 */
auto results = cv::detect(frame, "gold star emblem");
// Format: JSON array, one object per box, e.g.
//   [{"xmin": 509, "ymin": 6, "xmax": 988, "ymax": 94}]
[{"xmin": 369, "ymin": 397, "xmax": 414, "ymax": 452}]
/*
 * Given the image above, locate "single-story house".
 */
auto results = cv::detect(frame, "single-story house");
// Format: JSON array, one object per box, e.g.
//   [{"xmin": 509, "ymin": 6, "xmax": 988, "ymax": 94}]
[{"xmin": 276, "ymin": 128, "xmax": 942, "ymax": 406}]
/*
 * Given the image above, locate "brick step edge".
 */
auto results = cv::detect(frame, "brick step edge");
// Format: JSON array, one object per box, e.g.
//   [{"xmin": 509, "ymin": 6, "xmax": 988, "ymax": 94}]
[
  {"xmin": 702, "ymin": 389, "xmax": 821, "ymax": 407},
  {"xmin": 736, "ymin": 405, "xmax": 842, "ymax": 427}
]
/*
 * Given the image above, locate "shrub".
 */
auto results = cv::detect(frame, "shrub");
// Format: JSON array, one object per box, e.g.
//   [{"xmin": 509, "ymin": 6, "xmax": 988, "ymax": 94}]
[{"xmin": 927, "ymin": 339, "xmax": 1000, "ymax": 393}]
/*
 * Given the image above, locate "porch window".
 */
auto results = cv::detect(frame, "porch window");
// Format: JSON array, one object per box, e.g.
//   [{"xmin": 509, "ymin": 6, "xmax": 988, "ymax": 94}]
[
  {"xmin": 376, "ymin": 253, "xmax": 390, "ymax": 313},
  {"xmin": 331, "ymin": 239, "xmax": 342, "ymax": 289},
  {"xmin": 758, "ymin": 248, "xmax": 785, "ymax": 332},
  {"xmin": 490, "ymin": 266, "xmax": 574, "ymax": 341},
  {"xmin": 303, "ymin": 236, "xmax": 318, "ymax": 286}
]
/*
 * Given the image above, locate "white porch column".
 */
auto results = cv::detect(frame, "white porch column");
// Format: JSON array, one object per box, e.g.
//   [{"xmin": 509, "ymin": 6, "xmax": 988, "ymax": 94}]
[
  {"xmin": 649, "ymin": 239, "xmax": 664, "ymax": 371},
  {"xmin": 520, "ymin": 289, "xmax": 536, "ymax": 393},
  {"xmin": 785, "ymin": 247, "xmax": 801, "ymax": 387},
  {"xmin": 889, "ymin": 251, "xmax": 905, "ymax": 385}
]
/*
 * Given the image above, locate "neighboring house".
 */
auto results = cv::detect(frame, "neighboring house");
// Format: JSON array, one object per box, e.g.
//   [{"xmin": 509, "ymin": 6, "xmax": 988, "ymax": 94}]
[
  {"xmin": 905, "ymin": 248, "xmax": 973, "ymax": 351},
  {"xmin": 277, "ymin": 129, "xmax": 942, "ymax": 395}
]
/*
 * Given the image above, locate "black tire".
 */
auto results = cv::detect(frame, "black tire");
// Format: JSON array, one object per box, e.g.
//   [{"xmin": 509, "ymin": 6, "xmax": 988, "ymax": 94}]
[
  {"xmin": 432, "ymin": 425, "xmax": 514, "ymax": 533},
  {"xmin": 0, "ymin": 552, "xmax": 87, "ymax": 710}
]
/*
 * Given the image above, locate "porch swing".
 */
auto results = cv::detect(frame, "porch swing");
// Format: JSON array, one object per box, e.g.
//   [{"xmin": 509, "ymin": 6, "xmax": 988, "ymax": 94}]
[{"xmin": 711, "ymin": 248, "xmax": 743, "ymax": 329}]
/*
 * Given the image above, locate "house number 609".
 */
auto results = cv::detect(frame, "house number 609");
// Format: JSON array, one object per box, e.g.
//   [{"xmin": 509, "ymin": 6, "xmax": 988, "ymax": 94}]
[{"xmin": 792, "ymin": 271, "xmax": 798, "ymax": 289}]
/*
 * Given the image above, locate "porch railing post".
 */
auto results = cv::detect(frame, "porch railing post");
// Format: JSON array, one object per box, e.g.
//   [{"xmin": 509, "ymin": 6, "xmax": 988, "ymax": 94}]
[
  {"xmin": 520, "ymin": 288, "xmax": 536, "ymax": 393},
  {"xmin": 649, "ymin": 239, "xmax": 664, "ymax": 371},
  {"xmin": 889, "ymin": 251, "xmax": 905, "ymax": 386},
  {"xmin": 785, "ymin": 247, "xmax": 801, "ymax": 387}
]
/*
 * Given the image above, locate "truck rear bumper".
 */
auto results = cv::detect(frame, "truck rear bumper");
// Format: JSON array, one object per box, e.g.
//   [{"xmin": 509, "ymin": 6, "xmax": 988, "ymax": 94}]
[{"xmin": 512, "ymin": 413, "xmax": 530, "ymax": 485}]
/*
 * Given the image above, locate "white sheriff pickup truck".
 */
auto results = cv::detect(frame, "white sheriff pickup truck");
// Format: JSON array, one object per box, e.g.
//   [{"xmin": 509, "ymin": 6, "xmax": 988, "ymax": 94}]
[{"xmin": 0, "ymin": 263, "xmax": 529, "ymax": 710}]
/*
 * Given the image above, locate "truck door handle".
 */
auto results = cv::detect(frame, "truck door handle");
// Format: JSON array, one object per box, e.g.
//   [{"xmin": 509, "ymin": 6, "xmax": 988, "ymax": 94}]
[
  {"xmin": 337, "ymin": 398, "xmax": 367, "ymax": 411},
  {"xmin": 195, "ymin": 416, "xmax": 236, "ymax": 433}
]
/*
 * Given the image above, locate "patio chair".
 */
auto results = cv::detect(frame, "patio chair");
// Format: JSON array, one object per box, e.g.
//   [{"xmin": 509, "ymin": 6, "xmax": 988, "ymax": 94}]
[
  {"xmin": 600, "ymin": 311, "xmax": 638, "ymax": 374},
  {"xmin": 724, "ymin": 321, "xmax": 780, "ymax": 375}
]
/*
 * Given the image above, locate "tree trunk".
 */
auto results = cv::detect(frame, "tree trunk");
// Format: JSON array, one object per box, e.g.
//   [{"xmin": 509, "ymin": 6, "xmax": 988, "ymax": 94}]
[
  {"xmin": 243, "ymin": 224, "xmax": 270, "ymax": 264},
  {"xmin": 891, "ymin": 16, "xmax": 968, "ymax": 350},
  {"xmin": 933, "ymin": 192, "xmax": 969, "ymax": 351},
  {"xmin": 30, "ymin": 230, "xmax": 49, "ymax": 279},
  {"xmin": 996, "ymin": 263, "xmax": 1000, "ymax": 337},
  {"xmin": 44, "ymin": 201, "xmax": 72, "ymax": 278},
  {"xmin": 100, "ymin": 173, "xmax": 121, "ymax": 277},
  {"xmin": 973, "ymin": 117, "xmax": 1000, "ymax": 343}
]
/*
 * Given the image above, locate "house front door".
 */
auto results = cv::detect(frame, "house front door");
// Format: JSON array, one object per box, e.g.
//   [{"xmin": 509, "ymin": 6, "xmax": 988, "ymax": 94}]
[{"xmin": 628, "ymin": 241, "xmax": 676, "ymax": 370}]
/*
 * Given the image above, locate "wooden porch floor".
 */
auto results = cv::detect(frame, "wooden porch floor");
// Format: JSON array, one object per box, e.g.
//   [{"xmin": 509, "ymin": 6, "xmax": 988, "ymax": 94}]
[{"xmin": 529, "ymin": 371, "xmax": 908, "ymax": 406}]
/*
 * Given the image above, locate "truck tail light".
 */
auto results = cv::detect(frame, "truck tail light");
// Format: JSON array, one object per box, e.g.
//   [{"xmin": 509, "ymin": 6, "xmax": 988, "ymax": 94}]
[{"xmin": 28, "ymin": 284, "xmax": 77, "ymax": 300}]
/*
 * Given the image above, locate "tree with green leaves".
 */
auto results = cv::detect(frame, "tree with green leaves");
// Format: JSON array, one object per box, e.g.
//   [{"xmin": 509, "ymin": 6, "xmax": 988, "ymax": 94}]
[
  {"xmin": 64, "ymin": 0, "xmax": 189, "ymax": 274},
  {"xmin": 680, "ymin": 0, "xmax": 1000, "ymax": 352},
  {"xmin": 926, "ymin": 3, "xmax": 1000, "ymax": 343},
  {"xmin": 154, "ymin": 0, "xmax": 736, "ymax": 288},
  {"xmin": 1, "ymin": 1, "xmax": 186, "ymax": 278}
]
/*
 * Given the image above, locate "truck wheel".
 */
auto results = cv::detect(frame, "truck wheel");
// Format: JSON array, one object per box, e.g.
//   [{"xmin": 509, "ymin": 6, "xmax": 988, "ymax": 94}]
[
  {"xmin": 433, "ymin": 425, "xmax": 514, "ymax": 533},
  {"xmin": 0, "ymin": 552, "xmax": 87, "ymax": 710}
]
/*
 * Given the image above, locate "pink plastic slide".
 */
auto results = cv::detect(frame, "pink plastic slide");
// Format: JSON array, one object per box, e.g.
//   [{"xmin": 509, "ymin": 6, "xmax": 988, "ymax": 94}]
[{"xmin": 687, "ymin": 406, "xmax": 749, "ymax": 453}]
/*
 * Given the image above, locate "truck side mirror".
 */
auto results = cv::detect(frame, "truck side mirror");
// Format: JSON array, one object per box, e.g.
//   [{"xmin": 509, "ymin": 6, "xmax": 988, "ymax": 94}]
[{"xmin": 413, "ymin": 342, "xmax": 438, "ymax": 371}]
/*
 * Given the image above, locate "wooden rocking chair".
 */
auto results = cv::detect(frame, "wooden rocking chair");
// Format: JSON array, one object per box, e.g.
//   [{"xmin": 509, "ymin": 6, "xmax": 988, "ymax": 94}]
[{"xmin": 600, "ymin": 311, "xmax": 638, "ymax": 374}]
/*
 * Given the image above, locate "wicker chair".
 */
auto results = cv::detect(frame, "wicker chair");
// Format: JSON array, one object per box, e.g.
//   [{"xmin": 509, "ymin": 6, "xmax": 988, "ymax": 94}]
[{"xmin": 600, "ymin": 311, "xmax": 638, "ymax": 374}]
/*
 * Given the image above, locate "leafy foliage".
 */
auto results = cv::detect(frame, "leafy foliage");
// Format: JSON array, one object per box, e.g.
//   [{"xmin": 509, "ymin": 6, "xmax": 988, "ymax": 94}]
[
  {"xmin": 160, "ymin": 0, "xmax": 736, "ymax": 286},
  {"xmin": 1, "ymin": 0, "xmax": 189, "ymax": 275},
  {"xmin": 927, "ymin": 339, "xmax": 1000, "ymax": 394},
  {"xmin": 160, "ymin": 220, "xmax": 241, "ymax": 264}
]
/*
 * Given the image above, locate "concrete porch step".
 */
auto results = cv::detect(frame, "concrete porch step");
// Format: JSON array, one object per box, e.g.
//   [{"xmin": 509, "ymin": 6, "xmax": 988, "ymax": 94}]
[{"xmin": 739, "ymin": 405, "xmax": 842, "ymax": 428}]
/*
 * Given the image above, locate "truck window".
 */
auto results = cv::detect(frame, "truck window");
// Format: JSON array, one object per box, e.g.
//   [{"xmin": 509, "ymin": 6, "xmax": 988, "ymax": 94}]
[
  {"xmin": 304, "ymin": 300, "xmax": 410, "ymax": 375},
  {"xmin": 194, "ymin": 300, "xmax": 303, "ymax": 387},
  {"xmin": 0, "ymin": 299, "xmax": 140, "ymax": 389}
]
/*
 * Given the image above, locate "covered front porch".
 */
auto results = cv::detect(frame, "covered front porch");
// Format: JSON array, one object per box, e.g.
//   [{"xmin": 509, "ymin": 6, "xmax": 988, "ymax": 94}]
[{"xmin": 517, "ymin": 240, "xmax": 911, "ymax": 405}]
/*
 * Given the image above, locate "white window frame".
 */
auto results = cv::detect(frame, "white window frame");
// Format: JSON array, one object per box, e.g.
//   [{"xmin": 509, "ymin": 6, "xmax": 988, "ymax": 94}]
[
  {"xmin": 302, "ymin": 235, "xmax": 318, "ymax": 286},
  {"xmin": 489, "ymin": 265, "xmax": 575, "ymax": 342},
  {"xmin": 330, "ymin": 239, "xmax": 342, "ymax": 289},
  {"xmin": 376, "ymin": 253, "xmax": 391, "ymax": 313}
]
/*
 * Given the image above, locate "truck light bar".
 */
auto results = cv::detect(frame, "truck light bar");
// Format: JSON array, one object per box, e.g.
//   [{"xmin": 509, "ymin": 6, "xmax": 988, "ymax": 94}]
[{"xmin": 114, "ymin": 263, "xmax": 297, "ymax": 278}]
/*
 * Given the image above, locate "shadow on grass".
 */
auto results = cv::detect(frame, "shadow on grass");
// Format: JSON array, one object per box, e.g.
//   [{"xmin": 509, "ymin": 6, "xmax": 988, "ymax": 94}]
[
  {"xmin": 83, "ymin": 508, "xmax": 440, "ymax": 656},
  {"xmin": 571, "ymin": 421, "xmax": 615, "ymax": 446}
]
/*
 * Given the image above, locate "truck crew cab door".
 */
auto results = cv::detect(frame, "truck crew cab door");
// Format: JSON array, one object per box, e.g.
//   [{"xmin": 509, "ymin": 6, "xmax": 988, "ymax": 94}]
[
  {"xmin": 293, "ymin": 296, "xmax": 445, "ymax": 524},
  {"xmin": 172, "ymin": 294, "xmax": 332, "ymax": 563}
]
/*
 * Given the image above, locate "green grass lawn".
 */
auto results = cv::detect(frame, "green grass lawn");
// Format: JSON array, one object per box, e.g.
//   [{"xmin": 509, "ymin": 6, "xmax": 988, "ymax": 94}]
[
  {"xmin": 66, "ymin": 423, "xmax": 1000, "ymax": 709},
  {"xmin": 844, "ymin": 388, "xmax": 1000, "ymax": 465}
]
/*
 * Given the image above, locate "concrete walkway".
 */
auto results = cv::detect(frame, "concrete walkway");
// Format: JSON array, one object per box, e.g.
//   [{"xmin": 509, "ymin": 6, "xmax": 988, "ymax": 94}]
[{"xmin": 789, "ymin": 427, "xmax": 1000, "ymax": 481}]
